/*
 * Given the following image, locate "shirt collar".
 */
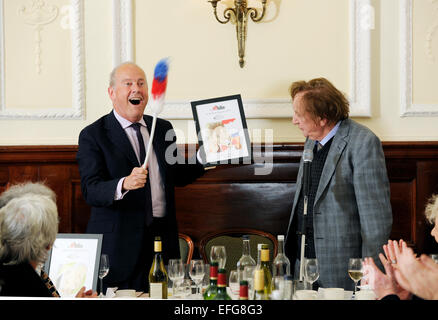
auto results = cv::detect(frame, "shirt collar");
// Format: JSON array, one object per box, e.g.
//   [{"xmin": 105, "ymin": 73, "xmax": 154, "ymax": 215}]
[
  {"xmin": 113, "ymin": 109, "xmax": 146, "ymax": 129},
  {"xmin": 318, "ymin": 121, "xmax": 341, "ymax": 146}
]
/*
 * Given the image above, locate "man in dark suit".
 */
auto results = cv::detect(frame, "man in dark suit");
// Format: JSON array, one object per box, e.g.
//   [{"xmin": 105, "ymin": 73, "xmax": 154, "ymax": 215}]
[
  {"xmin": 76, "ymin": 62, "xmax": 204, "ymax": 293},
  {"xmin": 284, "ymin": 78, "xmax": 393, "ymax": 290}
]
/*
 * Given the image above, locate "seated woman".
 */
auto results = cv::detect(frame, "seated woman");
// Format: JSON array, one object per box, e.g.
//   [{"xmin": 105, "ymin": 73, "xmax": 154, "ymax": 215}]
[{"xmin": 0, "ymin": 189, "xmax": 96, "ymax": 298}]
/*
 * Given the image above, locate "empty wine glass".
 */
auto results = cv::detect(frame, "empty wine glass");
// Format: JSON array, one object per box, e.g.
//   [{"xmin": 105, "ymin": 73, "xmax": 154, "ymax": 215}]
[
  {"xmin": 189, "ymin": 259, "xmax": 205, "ymax": 299},
  {"xmin": 210, "ymin": 245, "xmax": 227, "ymax": 269},
  {"xmin": 99, "ymin": 254, "xmax": 110, "ymax": 298},
  {"xmin": 168, "ymin": 259, "xmax": 185, "ymax": 298},
  {"xmin": 348, "ymin": 258, "xmax": 364, "ymax": 296},
  {"xmin": 304, "ymin": 258, "xmax": 319, "ymax": 289}
]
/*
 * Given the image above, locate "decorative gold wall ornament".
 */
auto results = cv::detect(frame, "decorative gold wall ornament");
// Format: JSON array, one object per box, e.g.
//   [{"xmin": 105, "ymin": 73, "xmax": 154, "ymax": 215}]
[
  {"xmin": 207, "ymin": 0, "xmax": 267, "ymax": 68},
  {"xmin": 17, "ymin": 0, "xmax": 59, "ymax": 74}
]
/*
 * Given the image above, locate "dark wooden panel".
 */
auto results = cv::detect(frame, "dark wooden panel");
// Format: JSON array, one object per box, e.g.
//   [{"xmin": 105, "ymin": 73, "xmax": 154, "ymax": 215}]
[
  {"xmin": 175, "ymin": 182, "xmax": 295, "ymax": 244},
  {"xmin": 1, "ymin": 143, "xmax": 438, "ymax": 257}
]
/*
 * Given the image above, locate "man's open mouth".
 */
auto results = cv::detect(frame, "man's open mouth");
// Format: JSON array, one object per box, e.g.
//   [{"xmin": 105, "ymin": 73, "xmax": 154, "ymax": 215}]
[{"xmin": 129, "ymin": 98, "xmax": 142, "ymax": 105}]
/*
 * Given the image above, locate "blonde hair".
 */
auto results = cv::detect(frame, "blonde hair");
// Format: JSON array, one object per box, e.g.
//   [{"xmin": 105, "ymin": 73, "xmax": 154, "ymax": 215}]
[{"xmin": 425, "ymin": 193, "xmax": 438, "ymax": 224}]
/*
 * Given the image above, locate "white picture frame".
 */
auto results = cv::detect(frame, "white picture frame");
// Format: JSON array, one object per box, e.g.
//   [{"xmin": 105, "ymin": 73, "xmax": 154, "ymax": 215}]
[{"xmin": 44, "ymin": 233, "xmax": 103, "ymax": 297}]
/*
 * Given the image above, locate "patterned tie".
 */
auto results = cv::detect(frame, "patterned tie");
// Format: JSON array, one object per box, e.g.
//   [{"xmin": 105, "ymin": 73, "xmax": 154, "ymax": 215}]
[
  {"xmin": 131, "ymin": 123, "xmax": 146, "ymax": 165},
  {"xmin": 131, "ymin": 123, "xmax": 153, "ymax": 226}
]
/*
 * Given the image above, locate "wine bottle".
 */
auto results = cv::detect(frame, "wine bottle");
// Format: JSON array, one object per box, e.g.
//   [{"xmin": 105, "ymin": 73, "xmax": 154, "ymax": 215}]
[
  {"xmin": 236, "ymin": 235, "xmax": 256, "ymax": 281},
  {"xmin": 148, "ymin": 236, "xmax": 168, "ymax": 299},
  {"xmin": 212, "ymin": 268, "xmax": 232, "ymax": 300},
  {"xmin": 239, "ymin": 280, "xmax": 249, "ymax": 300},
  {"xmin": 203, "ymin": 262, "xmax": 219, "ymax": 300},
  {"xmin": 257, "ymin": 244, "xmax": 272, "ymax": 297},
  {"xmin": 253, "ymin": 269, "xmax": 269, "ymax": 300},
  {"xmin": 273, "ymin": 235, "xmax": 291, "ymax": 278}
]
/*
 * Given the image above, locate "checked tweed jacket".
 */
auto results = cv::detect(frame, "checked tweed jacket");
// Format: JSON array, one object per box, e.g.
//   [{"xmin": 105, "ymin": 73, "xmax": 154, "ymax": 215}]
[{"xmin": 285, "ymin": 118, "xmax": 393, "ymax": 290}]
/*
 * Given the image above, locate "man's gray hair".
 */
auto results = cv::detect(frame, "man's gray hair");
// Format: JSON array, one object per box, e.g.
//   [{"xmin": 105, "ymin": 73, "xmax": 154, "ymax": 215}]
[
  {"xmin": 109, "ymin": 61, "xmax": 143, "ymax": 87},
  {"xmin": 0, "ymin": 194, "xmax": 59, "ymax": 265},
  {"xmin": 0, "ymin": 182, "xmax": 56, "ymax": 209}
]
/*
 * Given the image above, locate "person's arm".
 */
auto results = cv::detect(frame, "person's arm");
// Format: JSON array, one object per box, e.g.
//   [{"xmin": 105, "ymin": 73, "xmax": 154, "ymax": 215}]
[
  {"xmin": 352, "ymin": 133, "xmax": 393, "ymax": 270},
  {"xmin": 163, "ymin": 122, "xmax": 205, "ymax": 187},
  {"xmin": 76, "ymin": 129, "xmax": 121, "ymax": 207}
]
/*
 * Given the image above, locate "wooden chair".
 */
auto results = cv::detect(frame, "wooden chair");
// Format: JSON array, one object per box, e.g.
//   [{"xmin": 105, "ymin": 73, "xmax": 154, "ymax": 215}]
[
  {"xmin": 178, "ymin": 232, "xmax": 194, "ymax": 265},
  {"xmin": 199, "ymin": 228, "xmax": 278, "ymax": 275}
]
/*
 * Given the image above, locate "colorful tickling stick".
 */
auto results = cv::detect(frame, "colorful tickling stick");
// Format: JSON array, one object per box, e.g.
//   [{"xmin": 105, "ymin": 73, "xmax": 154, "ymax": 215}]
[{"xmin": 143, "ymin": 58, "xmax": 169, "ymax": 169}]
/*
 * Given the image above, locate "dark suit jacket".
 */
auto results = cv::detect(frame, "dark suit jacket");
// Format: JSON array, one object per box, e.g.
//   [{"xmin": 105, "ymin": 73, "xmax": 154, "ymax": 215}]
[
  {"xmin": 76, "ymin": 111, "xmax": 204, "ymax": 285},
  {"xmin": 0, "ymin": 263, "xmax": 52, "ymax": 297}
]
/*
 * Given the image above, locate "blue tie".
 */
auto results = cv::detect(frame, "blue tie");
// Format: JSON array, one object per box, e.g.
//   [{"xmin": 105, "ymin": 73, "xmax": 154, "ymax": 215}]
[{"xmin": 131, "ymin": 122, "xmax": 153, "ymax": 226}]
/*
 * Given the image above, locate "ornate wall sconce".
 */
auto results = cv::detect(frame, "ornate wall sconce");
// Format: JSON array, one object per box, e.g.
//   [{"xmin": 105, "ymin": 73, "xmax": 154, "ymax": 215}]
[{"xmin": 208, "ymin": 0, "xmax": 267, "ymax": 68}]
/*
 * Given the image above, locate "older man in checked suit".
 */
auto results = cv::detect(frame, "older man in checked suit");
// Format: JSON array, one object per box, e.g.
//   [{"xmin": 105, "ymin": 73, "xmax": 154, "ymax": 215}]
[{"xmin": 284, "ymin": 78, "xmax": 393, "ymax": 290}]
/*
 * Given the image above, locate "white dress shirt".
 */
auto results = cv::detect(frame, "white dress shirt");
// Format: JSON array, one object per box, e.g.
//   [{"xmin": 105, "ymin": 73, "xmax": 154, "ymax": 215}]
[{"xmin": 113, "ymin": 109, "xmax": 166, "ymax": 218}]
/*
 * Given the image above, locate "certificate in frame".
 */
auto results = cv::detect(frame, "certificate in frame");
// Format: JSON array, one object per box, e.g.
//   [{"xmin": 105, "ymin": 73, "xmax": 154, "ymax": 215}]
[
  {"xmin": 44, "ymin": 233, "xmax": 103, "ymax": 297},
  {"xmin": 191, "ymin": 94, "xmax": 251, "ymax": 167}
]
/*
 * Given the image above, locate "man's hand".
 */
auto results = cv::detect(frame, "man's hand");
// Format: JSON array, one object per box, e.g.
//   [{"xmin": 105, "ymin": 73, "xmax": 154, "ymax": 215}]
[{"xmin": 122, "ymin": 167, "xmax": 148, "ymax": 191}]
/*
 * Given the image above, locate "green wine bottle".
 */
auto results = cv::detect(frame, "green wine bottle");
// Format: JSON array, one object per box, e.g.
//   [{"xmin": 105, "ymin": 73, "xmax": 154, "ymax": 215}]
[
  {"xmin": 212, "ymin": 268, "xmax": 232, "ymax": 300},
  {"xmin": 148, "ymin": 236, "xmax": 168, "ymax": 299},
  {"xmin": 203, "ymin": 262, "xmax": 218, "ymax": 300}
]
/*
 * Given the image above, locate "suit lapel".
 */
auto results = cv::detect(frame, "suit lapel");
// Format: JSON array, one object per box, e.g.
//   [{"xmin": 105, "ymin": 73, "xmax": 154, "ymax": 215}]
[
  {"xmin": 314, "ymin": 119, "xmax": 350, "ymax": 205},
  {"xmin": 105, "ymin": 111, "xmax": 139, "ymax": 167}
]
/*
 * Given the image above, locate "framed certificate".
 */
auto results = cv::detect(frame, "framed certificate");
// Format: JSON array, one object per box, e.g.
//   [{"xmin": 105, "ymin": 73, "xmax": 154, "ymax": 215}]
[
  {"xmin": 191, "ymin": 94, "xmax": 251, "ymax": 167},
  {"xmin": 44, "ymin": 233, "xmax": 103, "ymax": 297}
]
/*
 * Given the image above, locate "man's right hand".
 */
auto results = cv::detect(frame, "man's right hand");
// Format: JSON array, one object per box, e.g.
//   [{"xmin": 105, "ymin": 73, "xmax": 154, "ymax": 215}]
[{"xmin": 122, "ymin": 167, "xmax": 148, "ymax": 191}]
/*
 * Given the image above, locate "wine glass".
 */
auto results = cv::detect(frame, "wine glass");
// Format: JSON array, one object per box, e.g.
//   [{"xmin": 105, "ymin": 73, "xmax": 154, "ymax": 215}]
[
  {"xmin": 168, "ymin": 259, "xmax": 185, "ymax": 298},
  {"xmin": 189, "ymin": 259, "xmax": 205, "ymax": 298},
  {"xmin": 348, "ymin": 258, "xmax": 363, "ymax": 296},
  {"xmin": 304, "ymin": 258, "xmax": 319, "ymax": 289},
  {"xmin": 99, "ymin": 254, "xmax": 110, "ymax": 298},
  {"xmin": 210, "ymin": 245, "xmax": 227, "ymax": 269},
  {"xmin": 228, "ymin": 270, "xmax": 240, "ymax": 296}
]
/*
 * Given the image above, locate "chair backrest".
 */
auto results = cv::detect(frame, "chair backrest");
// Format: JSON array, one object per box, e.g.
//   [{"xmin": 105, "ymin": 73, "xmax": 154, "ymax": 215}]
[
  {"xmin": 199, "ymin": 228, "xmax": 278, "ymax": 275},
  {"xmin": 178, "ymin": 233, "xmax": 194, "ymax": 265}
]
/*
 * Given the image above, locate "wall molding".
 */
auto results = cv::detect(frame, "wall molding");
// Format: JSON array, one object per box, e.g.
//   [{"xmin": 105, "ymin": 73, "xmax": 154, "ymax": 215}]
[
  {"xmin": 400, "ymin": 0, "xmax": 438, "ymax": 117},
  {"xmin": 0, "ymin": 0, "xmax": 85, "ymax": 120},
  {"xmin": 113, "ymin": 0, "xmax": 371, "ymax": 119},
  {"xmin": 112, "ymin": 0, "xmax": 133, "ymax": 67}
]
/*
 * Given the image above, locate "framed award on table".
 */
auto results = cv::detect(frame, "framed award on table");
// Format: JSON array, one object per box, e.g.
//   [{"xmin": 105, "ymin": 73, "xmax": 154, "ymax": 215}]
[{"xmin": 191, "ymin": 94, "xmax": 251, "ymax": 167}]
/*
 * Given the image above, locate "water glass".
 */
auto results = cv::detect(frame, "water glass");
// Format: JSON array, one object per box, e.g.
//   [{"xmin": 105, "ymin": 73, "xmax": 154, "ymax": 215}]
[
  {"xmin": 243, "ymin": 265, "xmax": 256, "ymax": 299},
  {"xmin": 189, "ymin": 259, "xmax": 205, "ymax": 299},
  {"xmin": 228, "ymin": 270, "xmax": 240, "ymax": 296},
  {"xmin": 168, "ymin": 259, "xmax": 185, "ymax": 298},
  {"xmin": 271, "ymin": 276, "xmax": 285, "ymax": 300},
  {"xmin": 304, "ymin": 258, "xmax": 319, "ymax": 288}
]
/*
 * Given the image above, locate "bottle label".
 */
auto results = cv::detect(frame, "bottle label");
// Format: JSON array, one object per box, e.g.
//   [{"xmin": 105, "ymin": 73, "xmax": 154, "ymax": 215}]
[
  {"xmin": 154, "ymin": 241, "xmax": 162, "ymax": 252},
  {"xmin": 149, "ymin": 283, "xmax": 163, "ymax": 299},
  {"xmin": 261, "ymin": 249, "xmax": 269, "ymax": 261},
  {"xmin": 210, "ymin": 266, "xmax": 218, "ymax": 279}
]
